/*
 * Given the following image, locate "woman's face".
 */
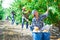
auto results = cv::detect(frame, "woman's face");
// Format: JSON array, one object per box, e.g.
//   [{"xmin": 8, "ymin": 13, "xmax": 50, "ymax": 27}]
[{"xmin": 34, "ymin": 11, "xmax": 38, "ymax": 17}]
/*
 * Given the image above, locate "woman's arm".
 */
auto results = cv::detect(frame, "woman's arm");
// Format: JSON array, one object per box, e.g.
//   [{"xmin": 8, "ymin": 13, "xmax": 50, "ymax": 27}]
[{"xmin": 40, "ymin": 8, "xmax": 50, "ymax": 20}]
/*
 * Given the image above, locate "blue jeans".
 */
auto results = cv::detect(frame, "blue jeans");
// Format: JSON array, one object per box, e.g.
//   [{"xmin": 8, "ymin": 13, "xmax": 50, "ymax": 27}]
[
  {"xmin": 30, "ymin": 26, "xmax": 34, "ymax": 31},
  {"xmin": 22, "ymin": 18, "xmax": 28, "ymax": 29},
  {"xmin": 11, "ymin": 17, "xmax": 15, "ymax": 25}
]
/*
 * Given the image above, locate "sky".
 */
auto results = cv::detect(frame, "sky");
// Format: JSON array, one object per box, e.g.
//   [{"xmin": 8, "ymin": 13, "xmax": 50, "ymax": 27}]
[{"xmin": 2, "ymin": 0, "xmax": 14, "ymax": 8}]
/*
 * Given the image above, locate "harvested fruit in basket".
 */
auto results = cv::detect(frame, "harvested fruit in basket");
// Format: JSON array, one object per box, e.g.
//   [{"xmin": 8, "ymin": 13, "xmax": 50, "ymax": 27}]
[
  {"xmin": 33, "ymin": 27, "xmax": 40, "ymax": 32},
  {"xmin": 43, "ymin": 30, "xmax": 48, "ymax": 32}
]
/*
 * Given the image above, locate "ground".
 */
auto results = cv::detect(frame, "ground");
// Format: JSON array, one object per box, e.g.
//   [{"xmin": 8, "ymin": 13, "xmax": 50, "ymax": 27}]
[{"xmin": 0, "ymin": 20, "xmax": 59, "ymax": 40}]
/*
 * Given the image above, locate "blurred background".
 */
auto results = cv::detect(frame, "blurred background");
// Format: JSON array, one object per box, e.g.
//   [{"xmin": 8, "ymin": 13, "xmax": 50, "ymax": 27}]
[
  {"xmin": 0, "ymin": 0, "xmax": 60, "ymax": 31},
  {"xmin": 0, "ymin": 0, "xmax": 60, "ymax": 40}
]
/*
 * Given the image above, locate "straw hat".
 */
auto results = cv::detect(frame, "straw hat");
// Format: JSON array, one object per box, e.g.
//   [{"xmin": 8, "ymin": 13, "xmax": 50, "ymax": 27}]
[{"xmin": 22, "ymin": 7, "xmax": 26, "ymax": 10}]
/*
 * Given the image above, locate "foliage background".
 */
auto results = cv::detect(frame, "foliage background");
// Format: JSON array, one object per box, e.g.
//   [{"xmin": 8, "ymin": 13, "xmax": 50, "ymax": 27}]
[{"xmin": 0, "ymin": 0, "xmax": 60, "ymax": 26}]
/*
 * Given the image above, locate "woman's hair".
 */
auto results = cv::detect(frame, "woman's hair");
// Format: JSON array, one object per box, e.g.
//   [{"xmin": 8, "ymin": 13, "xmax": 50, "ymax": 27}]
[
  {"xmin": 34, "ymin": 14, "xmax": 36, "ymax": 17},
  {"xmin": 11, "ymin": 11, "xmax": 15, "ymax": 14}
]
